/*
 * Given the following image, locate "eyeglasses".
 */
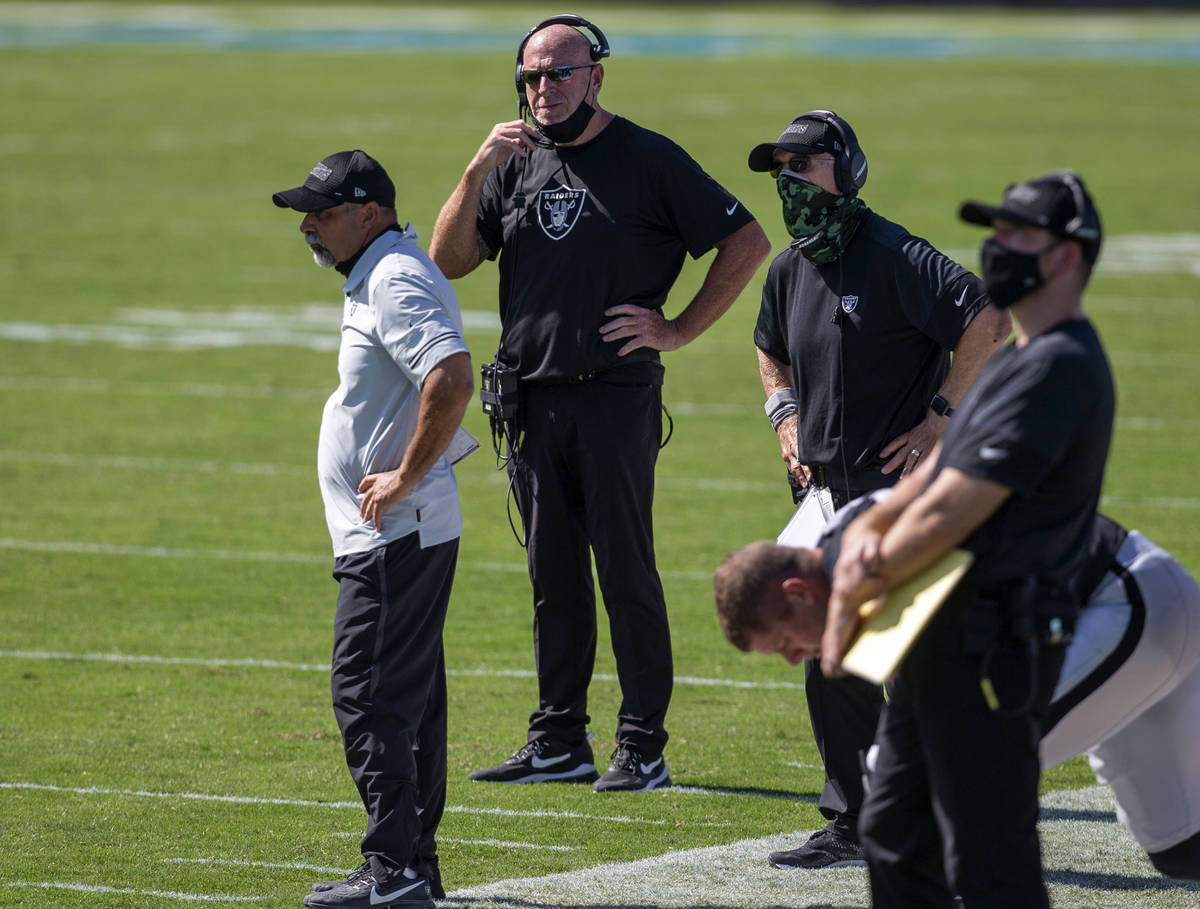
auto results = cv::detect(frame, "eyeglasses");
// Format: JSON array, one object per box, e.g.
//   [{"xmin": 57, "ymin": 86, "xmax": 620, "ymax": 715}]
[
  {"xmin": 519, "ymin": 63, "xmax": 597, "ymax": 86},
  {"xmin": 769, "ymin": 155, "xmax": 831, "ymax": 179}
]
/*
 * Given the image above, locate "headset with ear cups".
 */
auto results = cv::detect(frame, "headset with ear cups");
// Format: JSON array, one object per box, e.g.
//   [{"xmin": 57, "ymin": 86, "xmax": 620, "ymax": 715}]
[
  {"xmin": 514, "ymin": 14, "xmax": 610, "ymax": 119},
  {"xmin": 796, "ymin": 109, "xmax": 868, "ymax": 196}
]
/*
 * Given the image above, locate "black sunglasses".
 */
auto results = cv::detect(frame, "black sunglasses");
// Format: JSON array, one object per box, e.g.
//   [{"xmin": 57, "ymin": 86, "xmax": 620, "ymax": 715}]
[
  {"xmin": 768, "ymin": 156, "xmax": 829, "ymax": 179},
  {"xmin": 519, "ymin": 63, "xmax": 597, "ymax": 86}
]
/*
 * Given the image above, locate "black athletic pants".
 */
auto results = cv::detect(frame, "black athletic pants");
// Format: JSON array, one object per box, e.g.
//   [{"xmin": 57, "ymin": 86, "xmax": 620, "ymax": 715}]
[
  {"xmin": 511, "ymin": 380, "xmax": 671, "ymax": 757},
  {"xmin": 805, "ymin": 660, "xmax": 884, "ymax": 841},
  {"xmin": 858, "ymin": 598, "xmax": 1066, "ymax": 908},
  {"xmin": 804, "ymin": 481, "xmax": 887, "ymax": 843},
  {"xmin": 331, "ymin": 533, "xmax": 458, "ymax": 887}
]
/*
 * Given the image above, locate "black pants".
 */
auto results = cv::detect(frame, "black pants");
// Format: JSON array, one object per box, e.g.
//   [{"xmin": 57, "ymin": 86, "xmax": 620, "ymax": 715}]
[
  {"xmin": 859, "ymin": 599, "xmax": 1066, "ymax": 908},
  {"xmin": 805, "ymin": 660, "xmax": 884, "ymax": 840},
  {"xmin": 801, "ymin": 480, "xmax": 889, "ymax": 842},
  {"xmin": 511, "ymin": 381, "xmax": 671, "ymax": 756},
  {"xmin": 331, "ymin": 533, "xmax": 458, "ymax": 887}
]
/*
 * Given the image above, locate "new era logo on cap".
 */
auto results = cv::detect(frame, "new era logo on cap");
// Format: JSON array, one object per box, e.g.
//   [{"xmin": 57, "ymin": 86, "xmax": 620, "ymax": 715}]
[{"xmin": 272, "ymin": 149, "xmax": 396, "ymax": 213}]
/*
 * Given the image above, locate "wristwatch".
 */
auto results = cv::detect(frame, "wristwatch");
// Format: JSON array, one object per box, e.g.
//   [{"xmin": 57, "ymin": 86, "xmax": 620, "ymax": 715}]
[{"xmin": 930, "ymin": 393, "xmax": 956, "ymax": 418}]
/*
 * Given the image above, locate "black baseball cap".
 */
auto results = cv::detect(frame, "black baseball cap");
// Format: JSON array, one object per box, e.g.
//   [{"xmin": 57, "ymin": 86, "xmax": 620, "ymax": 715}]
[
  {"xmin": 272, "ymin": 149, "xmax": 395, "ymax": 212},
  {"xmin": 959, "ymin": 171, "xmax": 1103, "ymax": 265},
  {"xmin": 748, "ymin": 114, "xmax": 846, "ymax": 172}
]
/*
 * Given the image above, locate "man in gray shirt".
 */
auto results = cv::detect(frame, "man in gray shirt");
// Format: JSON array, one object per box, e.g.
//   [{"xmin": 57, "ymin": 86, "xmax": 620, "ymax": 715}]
[{"xmin": 273, "ymin": 149, "xmax": 474, "ymax": 909}]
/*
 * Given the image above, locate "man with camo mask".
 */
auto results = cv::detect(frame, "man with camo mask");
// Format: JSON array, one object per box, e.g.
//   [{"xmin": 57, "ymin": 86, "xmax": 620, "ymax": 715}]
[{"xmin": 747, "ymin": 110, "xmax": 1010, "ymax": 870}]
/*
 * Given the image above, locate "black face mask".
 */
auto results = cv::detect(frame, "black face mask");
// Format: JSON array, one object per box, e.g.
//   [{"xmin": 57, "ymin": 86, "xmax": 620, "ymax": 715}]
[
  {"xmin": 533, "ymin": 100, "xmax": 596, "ymax": 144},
  {"xmin": 979, "ymin": 237, "xmax": 1052, "ymax": 310}
]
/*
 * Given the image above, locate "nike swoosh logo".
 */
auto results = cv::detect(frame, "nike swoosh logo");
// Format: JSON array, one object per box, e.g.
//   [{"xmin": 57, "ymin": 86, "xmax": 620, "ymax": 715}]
[
  {"xmin": 954, "ymin": 286, "xmax": 968, "ymax": 308},
  {"xmin": 530, "ymin": 752, "xmax": 570, "ymax": 769},
  {"xmin": 640, "ymin": 757, "xmax": 663, "ymax": 774},
  {"xmin": 979, "ymin": 445, "xmax": 1007, "ymax": 462},
  {"xmin": 726, "ymin": 202, "xmax": 739, "ymax": 216},
  {"xmin": 371, "ymin": 880, "xmax": 425, "ymax": 904}
]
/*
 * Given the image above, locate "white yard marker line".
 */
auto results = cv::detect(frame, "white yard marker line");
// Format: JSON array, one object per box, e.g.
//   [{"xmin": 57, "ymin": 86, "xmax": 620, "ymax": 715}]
[
  {"xmin": 441, "ymin": 837, "xmax": 580, "ymax": 852},
  {"xmin": 1, "ymin": 781, "xmax": 724, "ymax": 823},
  {"xmin": 0, "ymin": 781, "xmax": 360, "ymax": 809},
  {"xmin": 331, "ymin": 832, "xmax": 582, "ymax": 850},
  {"xmin": 0, "ymin": 450, "xmax": 310, "ymax": 477},
  {"xmin": 6, "ymin": 881, "xmax": 265, "ymax": 902},
  {"xmin": 0, "ymin": 650, "xmax": 806, "ymax": 693},
  {"xmin": 441, "ymin": 805, "xmax": 730, "ymax": 827},
  {"xmin": 0, "ymin": 537, "xmax": 330, "ymax": 565},
  {"xmin": 0, "ymin": 537, "xmax": 714, "ymax": 583},
  {"xmin": 163, "ymin": 857, "xmax": 346, "ymax": 874}
]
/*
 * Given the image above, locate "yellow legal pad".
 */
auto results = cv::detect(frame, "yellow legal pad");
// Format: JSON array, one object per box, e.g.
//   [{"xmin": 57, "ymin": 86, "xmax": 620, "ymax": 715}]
[{"xmin": 841, "ymin": 549, "xmax": 974, "ymax": 685}]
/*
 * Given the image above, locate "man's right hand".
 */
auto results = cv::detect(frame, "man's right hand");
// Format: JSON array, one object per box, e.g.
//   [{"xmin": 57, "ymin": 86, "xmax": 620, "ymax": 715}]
[
  {"xmin": 470, "ymin": 120, "xmax": 543, "ymax": 175},
  {"xmin": 777, "ymin": 413, "xmax": 812, "ymax": 487}
]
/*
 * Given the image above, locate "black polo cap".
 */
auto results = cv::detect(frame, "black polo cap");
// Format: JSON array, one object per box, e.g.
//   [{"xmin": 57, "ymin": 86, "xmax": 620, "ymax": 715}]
[
  {"xmin": 272, "ymin": 149, "xmax": 395, "ymax": 212},
  {"xmin": 959, "ymin": 170, "xmax": 1102, "ymax": 265},
  {"xmin": 748, "ymin": 115, "xmax": 844, "ymax": 172}
]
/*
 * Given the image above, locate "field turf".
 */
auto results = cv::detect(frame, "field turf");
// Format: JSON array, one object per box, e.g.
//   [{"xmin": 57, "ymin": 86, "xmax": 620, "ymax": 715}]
[{"xmin": 1, "ymin": 3, "xmax": 1199, "ymax": 907}]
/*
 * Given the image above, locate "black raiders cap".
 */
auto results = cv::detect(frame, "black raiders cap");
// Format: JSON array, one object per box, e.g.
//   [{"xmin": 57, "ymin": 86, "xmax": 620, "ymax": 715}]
[
  {"xmin": 959, "ymin": 170, "xmax": 1102, "ymax": 265},
  {"xmin": 748, "ymin": 115, "xmax": 846, "ymax": 172},
  {"xmin": 272, "ymin": 149, "xmax": 395, "ymax": 212}
]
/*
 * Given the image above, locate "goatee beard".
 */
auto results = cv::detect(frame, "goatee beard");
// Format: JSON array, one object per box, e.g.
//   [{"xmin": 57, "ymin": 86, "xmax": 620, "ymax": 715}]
[{"xmin": 305, "ymin": 232, "xmax": 336, "ymax": 269}]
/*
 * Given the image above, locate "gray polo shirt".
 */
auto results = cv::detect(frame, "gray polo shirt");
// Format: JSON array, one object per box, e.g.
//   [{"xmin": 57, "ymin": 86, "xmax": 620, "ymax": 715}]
[{"xmin": 317, "ymin": 226, "xmax": 470, "ymax": 557}]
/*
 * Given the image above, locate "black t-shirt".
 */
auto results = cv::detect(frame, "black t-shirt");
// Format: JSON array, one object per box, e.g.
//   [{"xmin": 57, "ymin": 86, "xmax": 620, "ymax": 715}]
[
  {"xmin": 478, "ymin": 116, "xmax": 755, "ymax": 382},
  {"xmin": 937, "ymin": 319, "xmax": 1115, "ymax": 592},
  {"xmin": 754, "ymin": 211, "xmax": 987, "ymax": 484}
]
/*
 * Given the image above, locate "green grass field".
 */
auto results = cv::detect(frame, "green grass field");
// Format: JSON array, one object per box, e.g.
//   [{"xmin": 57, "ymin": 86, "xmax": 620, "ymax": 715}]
[{"xmin": 2, "ymin": 3, "xmax": 1199, "ymax": 907}]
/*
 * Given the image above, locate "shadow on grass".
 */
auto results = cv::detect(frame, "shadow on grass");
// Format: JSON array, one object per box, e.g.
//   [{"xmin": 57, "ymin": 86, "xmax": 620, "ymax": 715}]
[
  {"xmin": 1040, "ymin": 806, "xmax": 1118, "ymax": 824},
  {"xmin": 1044, "ymin": 868, "xmax": 1200, "ymax": 893}
]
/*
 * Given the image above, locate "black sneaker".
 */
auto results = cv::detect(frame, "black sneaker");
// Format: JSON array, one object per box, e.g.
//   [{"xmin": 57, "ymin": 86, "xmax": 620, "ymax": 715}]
[
  {"xmin": 593, "ymin": 745, "xmax": 671, "ymax": 792},
  {"xmin": 311, "ymin": 862, "xmax": 370, "ymax": 893},
  {"xmin": 412, "ymin": 856, "xmax": 444, "ymax": 900},
  {"xmin": 313, "ymin": 861, "xmax": 443, "ymax": 900},
  {"xmin": 768, "ymin": 825, "xmax": 866, "ymax": 869},
  {"xmin": 303, "ymin": 872, "xmax": 433, "ymax": 909},
  {"xmin": 467, "ymin": 738, "xmax": 598, "ymax": 784}
]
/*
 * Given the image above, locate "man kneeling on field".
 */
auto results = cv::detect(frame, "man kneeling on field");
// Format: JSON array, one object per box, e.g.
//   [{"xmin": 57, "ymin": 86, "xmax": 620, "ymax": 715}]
[{"xmin": 714, "ymin": 499, "xmax": 1200, "ymax": 883}]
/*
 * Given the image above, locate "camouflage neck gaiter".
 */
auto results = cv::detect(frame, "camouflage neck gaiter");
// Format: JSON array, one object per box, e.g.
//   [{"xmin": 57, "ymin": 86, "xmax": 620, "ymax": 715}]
[{"xmin": 777, "ymin": 171, "xmax": 867, "ymax": 265}]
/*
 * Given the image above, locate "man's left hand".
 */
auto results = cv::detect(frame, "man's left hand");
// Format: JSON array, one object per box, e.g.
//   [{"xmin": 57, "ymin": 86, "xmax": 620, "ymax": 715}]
[
  {"xmin": 879, "ymin": 412, "xmax": 948, "ymax": 478},
  {"xmin": 600, "ymin": 304, "xmax": 685, "ymax": 356},
  {"xmin": 358, "ymin": 470, "xmax": 409, "ymax": 532}
]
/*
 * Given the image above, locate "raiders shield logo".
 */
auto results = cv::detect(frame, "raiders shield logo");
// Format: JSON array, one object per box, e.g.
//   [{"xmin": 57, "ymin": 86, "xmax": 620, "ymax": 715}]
[
  {"xmin": 538, "ymin": 186, "xmax": 586, "ymax": 240},
  {"xmin": 841, "ymin": 294, "xmax": 859, "ymax": 314}
]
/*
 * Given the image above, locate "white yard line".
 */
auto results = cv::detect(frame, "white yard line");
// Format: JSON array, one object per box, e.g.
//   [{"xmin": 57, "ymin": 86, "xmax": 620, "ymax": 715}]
[
  {"xmin": 163, "ymin": 857, "xmax": 345, "ymax": 874},
  {"xmin": 0, "ymin": 650, "xmax": 805, "ymax": 692},
  {"xmin": 4, "ymin": 881, "xmax": 265, "ymax": 902},
  {"xmin": 441, "ymin": 837, "xmax": 581, "ymax": 852},
  {"xmin": 0, "ymin": 781, "xmax": 729, "ymax": 823},
  {"xmin": 0, "ymin": 537, "xmax": 717, "ymax": 582}
]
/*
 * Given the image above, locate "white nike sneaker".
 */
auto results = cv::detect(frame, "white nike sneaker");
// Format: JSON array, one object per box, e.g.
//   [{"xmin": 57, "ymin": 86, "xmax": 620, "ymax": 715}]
[{"xmin": 593, "ymin": 744, "xmax": 671, "ymax": 792}]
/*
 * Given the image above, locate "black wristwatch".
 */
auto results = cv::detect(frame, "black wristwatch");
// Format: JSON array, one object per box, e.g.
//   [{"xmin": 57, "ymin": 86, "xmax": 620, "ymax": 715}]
[{"xmin": 930, "ymin": 393, "xmax": 956, "ymax": 418}]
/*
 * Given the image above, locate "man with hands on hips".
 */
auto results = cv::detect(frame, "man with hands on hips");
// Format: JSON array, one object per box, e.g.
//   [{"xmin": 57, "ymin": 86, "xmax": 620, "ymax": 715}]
[
  {"xmin": 748, "ymin": 109, "xmax": 1010, "ymax": 870},
  {"xmin": 431, "ymin": 14, "xmax": 769, "ymax": 792},
  {"xmin": 274, "ymin": 149, "xmax": 474, "ymax": 909}
]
